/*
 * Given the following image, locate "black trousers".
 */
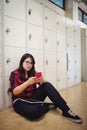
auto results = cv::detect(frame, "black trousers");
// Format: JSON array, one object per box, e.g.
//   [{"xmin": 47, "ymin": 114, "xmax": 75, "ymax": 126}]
[{"xmin": 13, "ymin": 82, "xmax": 70, "ymax": 119}]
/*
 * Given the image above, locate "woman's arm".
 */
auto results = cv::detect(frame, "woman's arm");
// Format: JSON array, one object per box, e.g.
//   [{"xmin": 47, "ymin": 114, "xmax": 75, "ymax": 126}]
[
  {"xmin": 36, "ymin": 76, "xmax": 46, "ymax": 85},
  {"xmin": 13, "ymin": 77, "xmax": 37, "ymax": 95}
]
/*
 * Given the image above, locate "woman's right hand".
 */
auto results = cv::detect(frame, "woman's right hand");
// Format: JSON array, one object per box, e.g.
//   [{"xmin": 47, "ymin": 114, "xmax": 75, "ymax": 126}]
[{"xmin": 27, "ymin": 77, "xmax": 37, "ymax": 85}]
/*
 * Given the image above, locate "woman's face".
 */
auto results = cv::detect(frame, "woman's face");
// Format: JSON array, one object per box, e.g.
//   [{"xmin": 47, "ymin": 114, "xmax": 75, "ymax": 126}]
[{"xmin": 23, "ymin": 57, "xmax": 33, "ymax": 72}]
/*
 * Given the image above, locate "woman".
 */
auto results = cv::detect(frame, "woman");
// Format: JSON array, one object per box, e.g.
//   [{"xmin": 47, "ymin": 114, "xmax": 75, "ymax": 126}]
[{"xmin": 8, "ymin": 53, "xmax": 82, "ymax": 123}]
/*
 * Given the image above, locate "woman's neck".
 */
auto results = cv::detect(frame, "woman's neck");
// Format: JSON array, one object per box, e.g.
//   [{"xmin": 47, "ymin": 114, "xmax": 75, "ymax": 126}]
[{"xmin": 25, "ymin": 71, "xmax": 28, "ymax": 79}]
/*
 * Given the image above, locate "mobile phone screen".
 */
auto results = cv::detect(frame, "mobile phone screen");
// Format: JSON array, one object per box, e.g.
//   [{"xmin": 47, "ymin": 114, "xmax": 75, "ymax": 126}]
[{"xmin": 35, "ymin": 72, "xmax": 42, "ymax": 78}]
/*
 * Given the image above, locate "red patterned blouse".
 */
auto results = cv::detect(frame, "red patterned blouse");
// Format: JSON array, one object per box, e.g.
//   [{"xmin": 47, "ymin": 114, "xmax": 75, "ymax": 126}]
[{"xmin": 9, "ymin": 69, "xmax": 36, "ymax": 101}]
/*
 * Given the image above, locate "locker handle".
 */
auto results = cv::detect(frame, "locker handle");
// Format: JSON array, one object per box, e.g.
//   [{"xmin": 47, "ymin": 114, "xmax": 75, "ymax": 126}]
[
  {"xmin": 74, "ymin": 45, "xmax": 77, "ymax": 47},
  {"xmin": 57, "ymin": 60, "xmax": 60, "ymax": 63},
  {"xmin": 45, "ymin": 38, "xmax": 48, "ymax": 43},
  {"xmin": 28, "ymin": 9, "xmax": 32, "ymax": 15},
  {"xmin": 5, "ymin": 0, "xmax": 10, "ymax": 3},
  {"xmin": 66, "ymin": 53, "xmax": 68, "ymax": 70},
  {"xmin": 6, "ymin": 58, "xmax": 11, "ymax": 63},
  {"xmin": 57, "ymin": 22, "xmax": 59, "ymax": 25},
  {"xmin": 57, "ymin": 41, "xmax": 59, "ymax": 45},
  {"xmin": 75, "ymin": 60, "xmax": 77, "ymax": 64},
  {"xmin": 58, "ymin": 79, "xmax": 60, "ymax": 82},
  {"xmin": 45, "ymin": 16, "xmax": 47, "ymax": 20},
  {"xmin": 29, "ymin": 33, "xmax": 32, "ymax": 40},
  {"xmin": 46, "ymin": 60, "xmax": 48, "ymax": 65},
  {"xmin": 6, "ymin": 28, "xmax": 10, "ymax": 33}
]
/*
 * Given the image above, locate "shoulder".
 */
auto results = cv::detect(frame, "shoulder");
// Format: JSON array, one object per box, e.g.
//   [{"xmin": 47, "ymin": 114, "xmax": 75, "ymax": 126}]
[
  {"xmin": 10, "ymin": 69, "xmax": 20, "ymax": 79},
  {"xmin": 11, "ymin": 69, "xmax": 20, "ymax": 75}
]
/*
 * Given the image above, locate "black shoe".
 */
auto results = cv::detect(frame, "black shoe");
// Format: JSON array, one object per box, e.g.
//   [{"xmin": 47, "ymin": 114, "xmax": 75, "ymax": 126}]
[{"xmin": 63, "ymin": 110, "xmax": 83, "ymax": 124}]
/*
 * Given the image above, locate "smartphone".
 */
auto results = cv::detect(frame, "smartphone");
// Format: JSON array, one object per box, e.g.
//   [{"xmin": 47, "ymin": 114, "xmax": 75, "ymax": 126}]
[{"xmin": 35, "ymin": 72, "xmax": 42, "ymax": 78}]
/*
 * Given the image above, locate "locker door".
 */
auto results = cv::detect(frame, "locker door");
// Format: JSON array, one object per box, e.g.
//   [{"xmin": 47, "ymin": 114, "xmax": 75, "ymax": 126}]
[
  {"xmin": 74, "ymin": 53, "xmax": 81, "ymax": 84},
  {"xmin": 66, "ymin": 18, "xmax": 74, "ymax": 53},
  {"xmin": 4, "ymin": 0, "xmax": 25, "ymax": 21},
  {"xmin": 0, "ymin": 11, "xmax": 2, "ymax": 76},
  {"xmin": 74, "ymin": 23, "xmax": 81, "ymax": 84},
  {"xmin": 0, "ymin": 0, "xmax": 2, "ymax": 10},
  {"xmin": 4, "ymin": 77, "xmax": 12, "ymax": 108},
  {"xmin": 57, "ymin": 52, "xmax": 67, "ymax": 90},
  {"xmin": 4, "ymin": 17, "xmax": 25, "ymax": 47},
  {"xmin": 0, "ymin": 77, "xmax": 3, "ymax": 110},
  {"xmin": 27, "ymin": 0, "xmax": 43, "ymax": 26},
  {"xmin": 0, "ymin": 10, "xmax": 1, "ymax": 23},
  {"xmin": 56, "ymin": 14, "xmax": 66, "ymax": 52},
  {"xmin": 4, "ymin": 47, "xmax": 25, "ymax": 76},
  {"xmin": 44, "ymin": 7, "xmax": 56, "ymax": 31},
  {"xmin": 0, "ymin": 45, "xmax": 2, "ymax": 76},
  {"xmin": 44, "ymin": 71, "xmax": 57, "ymax": 88},
  {"xmin": 44, "ymin": 29, "xmax": 56, "ymax": 51},
  {"xmin": 0, "ymin": 24, "xmax": 1, "ymax": 42},
  {"xmin": 27, "ymin": 24, "xmax": 43, "ymax": 50},
  {"xmin": 66, "ymin": 18, "xmax": 74, "ymax": 87},
  {"xmin": 44, "ymin": 51, "xmax": 57, "ymax": 87},
  {"xmin": 74, "ymin": 23, "xmax": 81, "ymax": 54},
  {"xmin": 45, "ymin": 51, "xmax": 56, "ymax": 72},
  {"xmin": 28, "ymin": 49, "xmax": 44, "ymax": 73},
  {"xmin": 67, "ymin": 52, "xmax": 75, "ymax": 87},
  {"xmin": 67, "ymin": 70, "xmax": 75, "ymax": 87}
]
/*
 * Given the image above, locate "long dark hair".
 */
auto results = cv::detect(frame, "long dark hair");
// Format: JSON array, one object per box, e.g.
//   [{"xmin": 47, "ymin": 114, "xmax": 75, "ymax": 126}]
[{"xmin": 18, "ymin": 53, "xmax": 36, "ymax": 79}]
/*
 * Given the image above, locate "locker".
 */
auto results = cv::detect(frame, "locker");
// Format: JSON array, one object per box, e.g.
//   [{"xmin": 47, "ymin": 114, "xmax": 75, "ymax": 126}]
[
  {"xmin": 4, "ymin": 47, "xmax": 25, "ymax": 76},
  {"xmin": 28, "ymin": 49, "xmax": 44, "ymax": 73},
  {"xmin": 67, "ymin": 52, "xmax": 75, "ymax": 87},
  {"xmin": 57, "ymin": 72, "xmax": 67, "ymax": 90},
  {"xmin": 0, "ymin": 45, "xmax": 2, "ymax": 76},
  {"xmin": 74, "ymin": 69, "xmax": 81, "ymax": 84},
  {"xmin": 74, "ymin": 23, "xmax": 81, "ymax": 84},
  {"xmin": 57, "ymin": 52, "xmax": 66, "ymax": 71},
  {"xmin": 27, "ymin": 0, "xmax": 43, "ymax": 26},
  {"xmin": 74, "ymin": 23, "xmax": 80, "ymax": 43},
  {"xmin": 67, "ymin": 70, "xmax": 75, "ymax": 87},
  {"xmin": 44, "ymin": 71, "xmax": 57, "ymax": 88},
  {"xmin": 4, "ymin": 0, "xmax": 25, "ymax": 21},
  {"xmin": 66, "ymin": 18, "xmax": 74, "ymax": 53},
  {"xmin": 27, "ymin": 24, "xmax": 43, "ymax": 50},
  {"xmin": 74, "ymin": 53, "xmax": 81, "ymax": 70},
  {"xmin": 74, "ymin": 23, "xmax": 81, "ymax": 54},
  {"xmin": 0, "ymin": 10, "xmax": 1, "ymax": 23},
  {"xmin": 44, "ymin": 7, "xmax": 56, "ymax": 31},
  {"xmin": 74, "ymin": 53, "xmax": 81, "ymax": 83},
  {"xmin": 44, "ymin": 29, "xmax": 56, "ymax": 51},
  {"xmin": 57, "ymin": 52, "xmax": 66, "ymax": 90},
  {"xmin": 0, "ymin": 77, "xmax": 3, "ymax": 110},
  {"xmin": 44, "ymin": 51, "xmax": 56, "ymax": 72},
  {"xmin": 4, "ymin": 77, "xmax": 12, "ymax": 108},
  {"xmin": 0, "ymin": 0, "xmax": 2, "ymax": 10},
  {"xmin": 0, "ymin": 24, "xmax": 1, "ymax": 41},
  {"xmin": 56, "ymin": 14, "xmax": 66, "ymax": 52},
  {"xmin": 67, "ymin": 52, "xmax": 74, "ymax": 70},
  {"xmin": 4, "ymin": 16, "xmax": 25, "ymax": 47}
]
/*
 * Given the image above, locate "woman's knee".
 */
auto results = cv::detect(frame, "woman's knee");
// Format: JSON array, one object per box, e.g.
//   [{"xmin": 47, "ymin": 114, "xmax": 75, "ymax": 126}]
[{"xmin": 42, "ymin": 81, "xmax": 52, "ymax": 86}]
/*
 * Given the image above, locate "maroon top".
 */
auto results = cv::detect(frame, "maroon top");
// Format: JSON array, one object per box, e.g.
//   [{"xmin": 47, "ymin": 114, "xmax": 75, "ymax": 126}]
[{"xmin": 9, "ymin": 69, "xmax": 36, "ymax": 101}]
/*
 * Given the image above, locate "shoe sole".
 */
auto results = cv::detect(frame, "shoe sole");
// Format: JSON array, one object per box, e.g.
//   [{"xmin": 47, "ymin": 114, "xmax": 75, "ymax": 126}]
[{"xmin": 63, "ymin": 116, "xmax": 83, "ymax": 124}]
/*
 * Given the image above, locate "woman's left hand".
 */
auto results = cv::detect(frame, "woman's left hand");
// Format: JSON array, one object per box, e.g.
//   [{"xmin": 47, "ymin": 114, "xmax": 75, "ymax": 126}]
[{"xmin": 36, "ymin": 76, "xmax": 45, "ymax": 84}]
